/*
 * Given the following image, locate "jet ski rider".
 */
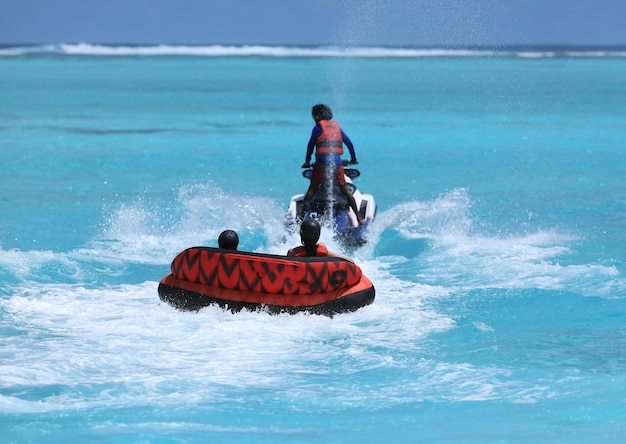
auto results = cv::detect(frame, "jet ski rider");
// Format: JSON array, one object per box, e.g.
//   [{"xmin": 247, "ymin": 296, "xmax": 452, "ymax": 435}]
[{"xmin": 301, "ymin": 104, "xmax": 365, "ymax": 226}]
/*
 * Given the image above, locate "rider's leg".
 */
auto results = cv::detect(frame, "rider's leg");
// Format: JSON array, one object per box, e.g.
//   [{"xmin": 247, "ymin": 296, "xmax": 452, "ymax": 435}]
[
  {"xmin": 304, "ymin": 180, "xmax": 319, "ymax": 201},
  {"xmin": 341, "ymin": 184, "xmax": 365, "ymax": 226}
]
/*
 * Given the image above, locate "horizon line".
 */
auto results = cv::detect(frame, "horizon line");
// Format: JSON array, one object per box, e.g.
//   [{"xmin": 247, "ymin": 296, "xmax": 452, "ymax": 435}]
[{"xmin": 2, "ymin": 42, "xmax": 626, "ymax": 49}]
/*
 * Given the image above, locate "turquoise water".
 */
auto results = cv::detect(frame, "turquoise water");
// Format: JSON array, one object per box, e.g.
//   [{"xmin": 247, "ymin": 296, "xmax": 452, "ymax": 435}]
[{"xmin": 1, "ymin": 45, "xmax": 626, "ymax": 443}]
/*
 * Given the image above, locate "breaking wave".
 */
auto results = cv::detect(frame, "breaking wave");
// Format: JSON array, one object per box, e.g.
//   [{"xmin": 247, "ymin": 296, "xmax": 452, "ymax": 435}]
[{"xmin": 2, "ymin": 43, "xmax": 626, "ymax": 58}]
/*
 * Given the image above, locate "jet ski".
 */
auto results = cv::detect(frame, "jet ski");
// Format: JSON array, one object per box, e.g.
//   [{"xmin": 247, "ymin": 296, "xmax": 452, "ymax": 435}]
[{"xmin": 285, "ymin": 163, "xmax": 377, "ymax": 246}]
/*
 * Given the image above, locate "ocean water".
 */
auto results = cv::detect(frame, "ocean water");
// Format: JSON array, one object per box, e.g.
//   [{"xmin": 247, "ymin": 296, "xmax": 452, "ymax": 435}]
[{"xmin": 1, "ymin": 44, "xmax": 626, "ymax": 443}]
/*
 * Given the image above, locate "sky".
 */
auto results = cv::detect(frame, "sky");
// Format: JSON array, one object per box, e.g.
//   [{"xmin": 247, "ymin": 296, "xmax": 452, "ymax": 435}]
[{"xmin": 0, "ymin": 0, "xmax": 625, "ymax": 47}]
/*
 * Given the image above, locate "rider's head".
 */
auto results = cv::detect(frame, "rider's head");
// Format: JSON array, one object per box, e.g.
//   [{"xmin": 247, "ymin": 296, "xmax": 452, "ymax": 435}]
[
  {"xmin": 300, "ymin": 218, "xmax": 321, "ymax": 246},
  {"xmin": 218, "ymin": 230, "xmax": 239, "ymax": 250},
  {"xmin": 312, "ymin": 104, "xmax": 333, "ymax": 122}
]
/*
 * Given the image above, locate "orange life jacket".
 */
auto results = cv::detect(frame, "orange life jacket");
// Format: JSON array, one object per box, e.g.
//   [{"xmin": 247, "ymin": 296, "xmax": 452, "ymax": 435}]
[
  {"xmin": 315, "ymin": 120, "xmax": 344, "ymax": 156},
  {"xmin": 290, "ymin": 243, "xmax": 329, "ymax": 257}
]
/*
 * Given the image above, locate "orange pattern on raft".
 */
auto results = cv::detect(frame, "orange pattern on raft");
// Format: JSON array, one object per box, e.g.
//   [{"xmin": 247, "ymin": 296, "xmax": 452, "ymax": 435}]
[{"xmin": 170, "ymin": 247, "xmax": 363, "ymax": 296}]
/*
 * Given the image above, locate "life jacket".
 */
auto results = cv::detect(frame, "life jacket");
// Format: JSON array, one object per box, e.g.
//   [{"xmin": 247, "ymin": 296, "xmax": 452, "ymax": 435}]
[
  {"xmin": 315, "ymin": 120, "xmax": 344, "ymax": 156},
  {"xmin": 290, "ymin": 243, "xmax": 329, "ymax": 257}
]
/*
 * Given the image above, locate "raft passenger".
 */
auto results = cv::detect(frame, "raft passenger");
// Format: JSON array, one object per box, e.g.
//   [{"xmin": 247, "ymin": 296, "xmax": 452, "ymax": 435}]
[
  {"xmin": 218, "ymin": 230, "xmax": 239, "ymax": 250},
  {"xmin": 287, "ymin": 218, "xmax": 353, "ymax": 262}
]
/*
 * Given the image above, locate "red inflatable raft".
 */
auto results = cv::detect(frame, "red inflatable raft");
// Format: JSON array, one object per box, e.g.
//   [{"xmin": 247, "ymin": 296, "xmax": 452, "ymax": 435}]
[{"xmin": 158, "ymin": 246, "xmax": 375, "ymax": 315}]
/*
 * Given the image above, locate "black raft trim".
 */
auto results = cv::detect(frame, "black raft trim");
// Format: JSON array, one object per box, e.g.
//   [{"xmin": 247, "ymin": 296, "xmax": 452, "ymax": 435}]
[{"xmin": 158, "ymin": 282, "xmax": 375, "ymax": 317}]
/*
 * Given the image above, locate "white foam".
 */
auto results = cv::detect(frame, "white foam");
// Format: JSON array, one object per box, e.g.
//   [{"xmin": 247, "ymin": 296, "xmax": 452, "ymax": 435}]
[
  {"xmin": 2, "ymin": 184, "xmax": 625, "ymax": 413},
  {"xmin": 0, "ymin": 272, "xmax": 457, "ymax": 412},
  {"xmin": 2, "ymin": 182, "xmax": 623, "ymax": 302}
]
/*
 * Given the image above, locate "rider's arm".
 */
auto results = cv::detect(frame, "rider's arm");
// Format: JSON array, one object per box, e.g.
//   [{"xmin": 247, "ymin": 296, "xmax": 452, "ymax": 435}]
[
  {"xmin": 305, "ymin": 126, "xmax": 322, "ymax": 163},
  {"xmin": 341, "ymin": 130, "xmax": 357, "ymax": 163}
]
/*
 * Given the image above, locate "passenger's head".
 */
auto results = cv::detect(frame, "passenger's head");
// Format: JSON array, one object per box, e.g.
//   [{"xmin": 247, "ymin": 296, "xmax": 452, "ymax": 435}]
[
  {"xmin": 300, "ymin": 218, "xmax": 321, "ymax": 246},
  {"xmin": 311, "ymin": 104, "xmax": 333, "ymax": 121},
  {"xmin": 218, "ymin": 230, "xmax": 239, "ymax": 250}
]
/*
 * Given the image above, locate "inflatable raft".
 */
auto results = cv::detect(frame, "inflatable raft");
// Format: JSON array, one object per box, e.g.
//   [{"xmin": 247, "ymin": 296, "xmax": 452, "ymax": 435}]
[{"xmin": 158, "ymin": 246, "xmax": 375, "ymax": 315}]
